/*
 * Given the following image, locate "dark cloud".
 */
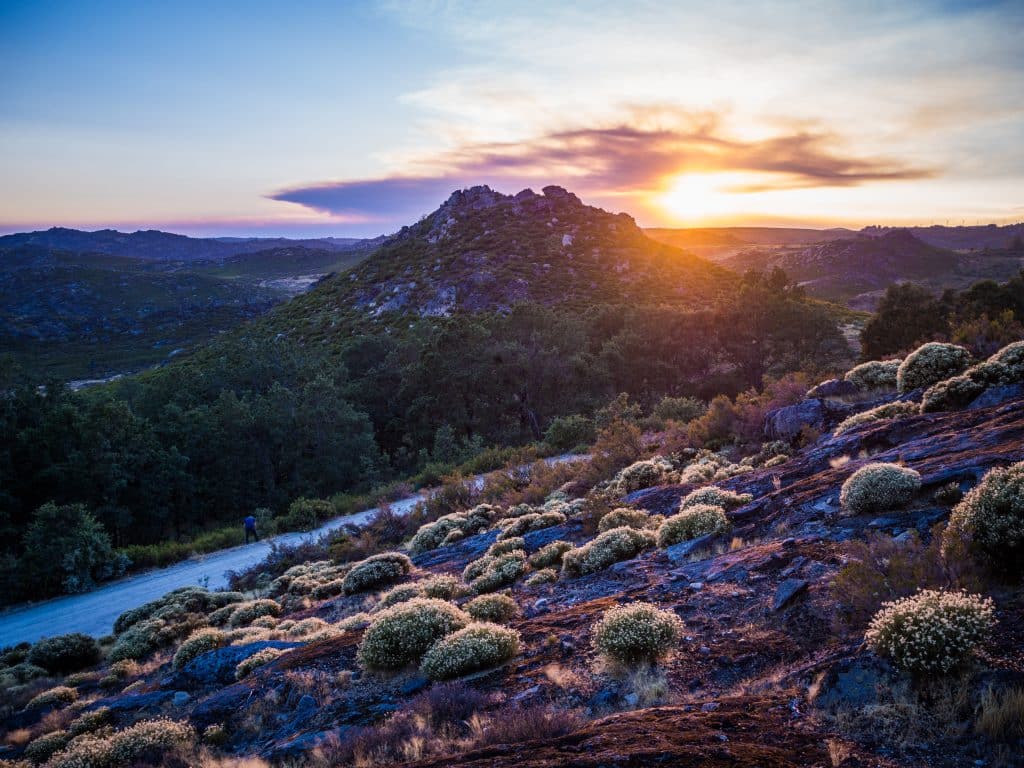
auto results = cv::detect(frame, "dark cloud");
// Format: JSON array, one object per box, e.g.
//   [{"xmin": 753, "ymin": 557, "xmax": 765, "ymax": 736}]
[{"xmin": 269, "ymin": 119, "xmax": 933, "ymax": 227}]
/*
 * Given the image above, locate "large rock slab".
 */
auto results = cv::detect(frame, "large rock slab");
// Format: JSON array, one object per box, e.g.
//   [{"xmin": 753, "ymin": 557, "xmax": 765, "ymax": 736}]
[{"xmin": 176, "ymin": 641, "xmax": 301, "ymax": 689}]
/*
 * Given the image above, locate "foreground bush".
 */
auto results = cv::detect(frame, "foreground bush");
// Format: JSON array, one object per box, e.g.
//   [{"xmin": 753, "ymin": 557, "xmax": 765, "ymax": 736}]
[
  {"xmin": 357, "ymin": 598, "xmax": 469, "ymax": 671},
  {"xmin": 946, "ymin": 460, "xmax": 1024, "ymax": 569},
  {"xmin": 420, "ymin": 622, "xmax": 521, "ymax": 680},
  {"xmin": 409, "ymin": 505, "xmax": 497, "ymax": 553},
  {"xmin": 228, "ymin": 598, "xmax": 282, "ymax": 627},
  {"xmin": 378, "ymin": 583, "xmax": 424, "ymax": 608},
  {"xmin": 497, "ymin": 511, "xmax": 566, "ymax": 540},
  {"xmin": 897, "ymin": 342, "xmax": 972, "ymax": 392},
  {"xmin": 172, "ymin": 628, "xmax": 225, "ymax": 670},
  {"xmin": 865, "ymin": 590, "xmax": 994, "ymax": 674},
  {"xmin": 840, "ymin": 463, "xmax": 921, "ymax": 517},
  {"xmin": 26, "ymin": 633, "xmax": 100, "ymax": 674},
  {"xmin": 657, "ymin": 504, "xmax": 731, "ymax": 547},
  {"xmin": 465, "ymin": 593, "xmax": 519, "ymax": 623},
  {"xmin": 834, "ymin": 400, "xmax": 919, "ymax": 435},
  {"xmin": 25, "ymin": 730, "xmax": 71, "ymax": 763},
  {"xmin": 463, "ymin": 551, "xmax": 527, "ymax": 593},
  {"xmin": 679, "ymin": 486, "xmax": 752, "ymax": 512},
  {"xmin": 921, "ymin": 341, "xmax": 1024, "ymax": 412},
  {"xmin": 342, "ymin": 552, "xmax": 413, "ymax": 594},
  {"xmin": 562, "ymin": 526, "xmax": 656, "ymax": 577},
  {"xmin": 611, "ymin": 456, "xmax": 675, "ymax": 494},
  {"xmin": 419, "ymin": 574, "xmax": 464, "ymax": 600},
  {"xmin": 598, "ymin": 507, "xmax": 653, "ymax": 532},
  {"xmin": 528, "ymin": 540, "xmax": 573, "ymax": 569},
  {"xmin": 47, "ymin": 718, "xmax": 194, "ymax": 768},
  {"xmin": 592, "ymin": 602, "xmax": 683, "ymax": 666},
  {"xmin": 26, "ymin": 685, "xmax": 77, "ymax": 709},
  {"xmin": 845, "ymin": 359, "xmax": 901, "ymax": 390}
]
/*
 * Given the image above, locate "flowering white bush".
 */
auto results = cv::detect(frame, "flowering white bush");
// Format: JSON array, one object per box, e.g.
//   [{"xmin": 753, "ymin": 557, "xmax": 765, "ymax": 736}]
[
  {"xmin": 463, "ymin": 551, "xmax": 527, "ymax": 593},
  {"xmin": 865, "ymin": 589, "xmax": 995, "ymax": 674},
  {"xmin": 833, "ymin": 400, "xmax": 919, "ymax": 435},
  {"xmin": 657, "ymin": 504, "xmax": 731, "ymax": 547},
  {"xmin": 611, "ymin": 456, "xmax": 675, "ymax": 493},
  {"xmin": 946, "ymin": 460, "xmax": 1024, "ymax": 567},
  {"xmin": 845, "ymin": 359, "xmax": 902, "ymax": 390},
  {"xmin": 487, "ymin": 537, "xmax": 526, "ymax": 556},
  {"xmin": 591, "ymin": 602, "xmax": 683, "ymax": 665},
  {"xmin": 896, "ymin": 342, "xmax": 972, "ymax": 392},
  {"xmin": 562, "ymin": 526, "xmax": 656, "ymax": 577},
  {"xmin": 528, "ymin": 540, "xmax": 573, "ymax": 569},
  {"xmin": 497, "ymin": 511, "xmax": 566, "ymax": 540},
  {"xmin": 679, "ymin": 486, "xmax": 752, "ymax": 512},
  {"xmin": 235, "ymin": 647, "xmax": 286, "ymax": 679},
  {"xmin": 419, "ymin": 622, "xmax": 521, "ymax": 680},
  {"xmin": 419, "ymin": 574, "xmax": 464, "ymax": 600},
  {"xmin": 47, "ymin": 718, "xmax": 194, "ymax": 768},
  {"xmin": 228, "ymin": 598, "xmax": 282, "ymax": 627},
  {"xmin": 26, "ymin": 685, "xmax": 77, "ymax": 709},
  {"xmin": 377, "ymin": 583, "xmax": 424, "ymax": 609},
  {"xmin": 525, "ymin": 568, "xmax": 558, "ymax": 586},
  {"xmin": 598, "ymin": 507, "xmax": 654, "ymax": 532},
  {"xmin": 357, "ymin": 598, "xmax": 469, "ymax": 670},
  {"xmin": 409, "ymin": 505, "xmax": 499, "ymax": 552},
  {"xmin": 988, "ymin": 339, "xmax": 1024, "ymax": 377},
  {"xmin": 464, "ymin": 593, "xmax": 519, "ymax": 623},
  {"xmin": 840, "ymin": 462, "xmax": 921, "ymax": 517},
  {"xmin": 921, "ymin": 341, "xmax": 1024, "ymax": 412},
  {"xmin": 342, "ymin": 552, "xmax": 413, "ymax": 594},
  {"xmin": 172, "ymin": 628, "xmax": 224, "ymax": 670}
]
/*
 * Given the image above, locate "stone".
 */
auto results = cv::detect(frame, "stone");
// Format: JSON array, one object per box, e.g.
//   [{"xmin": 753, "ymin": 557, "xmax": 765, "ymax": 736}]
[
  {"xmin": 513, "ymin": 685, "xmax": 541, "ymax": 702},
  {"xmin": 701, "ymin": 702, "xmax": 720, "ymax": 712},
  {"xmin": 296, "ymin": 694, "xmax": 316, "ymax": 712},
  {"xmin": 172, "ymin": 691, "xmax": 190, "ymax": 707},
  {"xmin": 178, "ymin": 641, "xmax": 301, "ymax": 689},
  {"xmin": 400, "ymin": 676, "xmax": 429, "ymax": 695},
  {"xmin": 968, "ymin": 384, "xmax": 1024, "ymax": 410},
  {"xmin": 664, "ymin": 533, "xmax": 717, "ymax": 565},
  {"xmin": 623, "ymin": 693, "xmax": 640, "ymax": 707},
  {"xmin": 806, "ymin": 379, "xmax": 860, "ymax": 399},
  {"xmin": 262, "ymin": 727, "xmax": 352, "ymax": 760},
  {"xmin": 87, "ymin": 690, "xmax": 173, "ymax": 713},
  {"xmin": 771, "ymin": 578, "xmax": 808, "ymax": 611},
  {"xmin": 811, "ymin": 656, "xmax": 895, "ymax": 711}
]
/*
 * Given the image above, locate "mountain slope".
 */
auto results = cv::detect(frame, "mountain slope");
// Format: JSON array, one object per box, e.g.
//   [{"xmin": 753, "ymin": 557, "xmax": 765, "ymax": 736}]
[{"xmin": 263, "ymin": 185, "xmax": 732, "ymax": 340}]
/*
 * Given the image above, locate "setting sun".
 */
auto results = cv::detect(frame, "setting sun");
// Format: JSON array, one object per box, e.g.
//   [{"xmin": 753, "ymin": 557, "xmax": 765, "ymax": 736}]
[{"xmin": 657, "ymin": 172, "xmax": 768, "ymax": 224}]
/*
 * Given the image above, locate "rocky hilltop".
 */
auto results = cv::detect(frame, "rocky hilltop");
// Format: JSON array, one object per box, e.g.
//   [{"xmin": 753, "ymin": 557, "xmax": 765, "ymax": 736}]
[{"xmin": 285, "ymin": 185, "xmax": 730, "ymax": 327}]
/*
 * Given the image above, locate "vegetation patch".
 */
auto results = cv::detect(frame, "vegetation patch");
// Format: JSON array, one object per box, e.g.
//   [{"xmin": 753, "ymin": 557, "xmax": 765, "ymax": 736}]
[
  {"xmin": 896, "ymin": 342, "xmax": 972, "ymax": 392},
  {"xmin": 562, "ymin": 526, "xmax": 656, "ymax": 577},
  {"xmin": 464, "ymin": 593, "xmax": 519, "ymax": 623},
  {"xmin": 679, "ymin": 486, "xmax": 752, "ymax": 511},
  {"xmin": 420, "ymin": 622, "xmax": 521, "ymax": 680},
  {"xmin": 592, "ymin": 602, "xmax": 683, "ymax": 666},
  {"xmin": 840, "ymin": 462, "xmax": 921, "ymax": 517},
  {"xmin": 342, "ymin": 552, "xmax": 413, "ymax": 594},
  {"xmin": 833, "ymin": 400, "xmax": 919, "ymax": 435},
  {"xmin": 657, "ymin": 504, "xmax": 731, "ymax": 547},
  {"xmin": 598, "ymin": 507, "xmax": 655, "ymax": 532},
  {"xmin": 357, "ymin": 598, "xmax": 469, "ymax": 671},
  {"xmin": 945, "ymin": 460, "xmax": 1024, "ymax": 569},
  {"xmin": 845, "ymin": 359, "xmax": 901, "ymax": 390}
]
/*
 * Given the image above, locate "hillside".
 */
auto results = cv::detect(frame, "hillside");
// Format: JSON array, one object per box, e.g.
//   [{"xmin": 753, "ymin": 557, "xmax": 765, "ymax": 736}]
[
  {"xmin": 264, "ymin": 186, "xmax": 732, "ymax": 339},
  {"xmin": 2, "ymin": 363, "xmax": 1022, "ymax": 767},
  {"xmin": 0, "ymin": 240, "xmax": 373, "ymax": 380}
]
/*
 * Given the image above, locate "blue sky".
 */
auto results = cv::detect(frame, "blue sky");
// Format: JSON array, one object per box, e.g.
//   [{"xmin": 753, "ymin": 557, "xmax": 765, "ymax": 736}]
[{"xmin": 1, "ymin": 0, "xmax": 1022, "ymax": 236}]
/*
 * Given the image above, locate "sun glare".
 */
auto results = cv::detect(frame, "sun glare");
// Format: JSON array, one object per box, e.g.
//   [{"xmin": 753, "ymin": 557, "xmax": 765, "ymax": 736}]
[{"xmin": 658, "ymin": 171, "xmax": 772, "ymax": 225}]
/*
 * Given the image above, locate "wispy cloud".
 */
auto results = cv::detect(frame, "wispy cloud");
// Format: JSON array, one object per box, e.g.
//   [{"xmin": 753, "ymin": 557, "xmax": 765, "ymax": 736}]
[{"xmin": 270, "ymin": 112, "xmax": 932, "ymax": 226}]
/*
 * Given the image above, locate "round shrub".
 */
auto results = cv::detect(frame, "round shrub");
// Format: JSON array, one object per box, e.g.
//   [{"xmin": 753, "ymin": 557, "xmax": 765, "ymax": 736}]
[
  {"xmin": 420, "ymin": 622, "xmax": 520, "ymax": 681},
  {"xmin": 25, "ymin": 731, "xmax": 71, "ymax": 764},
  {"xmin": 26, "ymin": 685, "xmax": 77, "ymax": 709},
  {"xmin": 544, "ymin": 414, "xmax": 595, "ymax": 452},
  {"xmin": 357, "ymin": 598, "xmax": 469, "ymax": 671},
  {"xmin": 282, "ymin": 497, "xmax": 334, "ymax": 531},
  {"xmin": 525, "ymin": 568, "xmax": 558, "ymax": 586},
  {"xmin": 946, "ymin": 460, "xmax": 1024, "ymax": 568},
  {"xmin": 498, "ymin": 511, "xmax": 566, "ymax": 540},
  {"xmin": 845, "ymin": 359, "xmax": 901, "ymax": 390},
  {"xmin": 562, "ymin": 526, "xmax": 656, "ymax": 577},
  {"xmin": 840, "ymin": 462, "xmax": 921, "ymax": 516},
  {"xmin": 48, "ymin": 718, "xmax": 194, "ymax": 768},
  {"xmin": 172, "ymin": 628, "xmax": 225, "ymax": 670},
  {"xmin": 487, "ymin": 537, "xmax": 526, "ymax": 556},
  {"xmin": 834, "ymin": 400, "xmax": 919, "ymax": 435},
  {"xmin": 920, "ymin": 351, "xmax": 1019, "ymax": 412},
  {"xmin": 27, "ymin": 633, "xmax": 100, "ymax": 674},
  {"xmin": 68, "ymin": 707, "xmax": 112, "ymax": 737},
  {"xmin": 865, "ymin": 589, "xmax": 994, "ymax": 674},
  {"xmin": 528, "ymin": 540, "xmax": 573, "ymax": 569},
  {"xmin": 342, "ymin": 552, "xmax": 413, "ymax": 594},
  {"xmin": 378, "ymin": 583, "xmax": 424, "ymax": 609},
  {"xmin": 410, "ymin": 506, "xmax": 496, "ymax": 553},
  {"xmin": 466, "ymin": 551, "xmax": 527, "ymax": 593},
  {"xmin": 657, "ymin": 504, "xmax": 731, "ymax": 547},
  {"xmin": 896, "ymin": 342, "xmax": 972, "ymax": 392},
  {"xmin": 598, "ymin": 508, "xmax": 652, "ymax": 533},
  {"xmin": 465, "ymin": 593, "xmax": 519, "ymax": 623},
  {"xmin": 591, "ymin": 602, "xmax": 683, "ymax": 666},
  {"xmin": 679, "ymin": 486, "xmax": 752, "ymax": 512},
  {"xmin": 612, "ymin": 456, "xmax": 675, "ymax": 494},
  {"xmin": 419, "ymin": 574, "xmax": 464, "ymax": 600},
  {"xmin": 228, "ymin": 598, "xmax": 281, "ymax": 628},
  {"xmin": 235, "ymin": 647, "xmax": 286, "ymax": 679}
]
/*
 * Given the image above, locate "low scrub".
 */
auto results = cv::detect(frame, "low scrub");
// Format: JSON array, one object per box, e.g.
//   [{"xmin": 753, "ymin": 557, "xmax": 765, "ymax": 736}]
[
  {"xmin": 597, "ymin": 507, "xmax": 654, "ymax": 532},
  {"xmin": 47, "ymin": 718, "xmax": 194, "ymax": 768},
  {"xmin": 497, "ymin": 511, "xmax": 566, "ymax": 540},
  {"xmin": 834, "ymin": 400, "xmax": 919, "ymax": 435},
  {"xmin": 409, "ymin": 505, "xmax": 498, "ymax": 553},
  {"xmin": 657, "ymin": 504, "xmax": 731, "ymax": 547},
  {"xmin": 921, "ymin": 340, "xmax": 1024, "ymax": 412},
  {"xmin": 845, "ymin": 359, "xmax": 901, "ymax": 390},
  {"xmin": 840, "ymin": 462, "xmax": 921, "ymax": 517},
  {"xmin": 679, "ymin": 485, "xmax": 752, "ymax": 511},
  {"xmin": 463, "ymin": 551, "xmax": 527, "ymax": 593},
  {"xmin": 464, "ymin": 593, "xmax": 519, "ymax": 623},
  {"xmin": 235, "ymin": 647, "xmax": 286, "ymax": 679},
  {"xmin": 592, "ymin": 602, "xmax": 683, "ymax": 666},
  {"xmin": 945, "ymin": 460, "xmax": 1024, "ymax": 570},
  {"xmin": 487, "ymin": 537, "xmax": 526, "ymax": 556},
  {"xmin": 172, "ymin": 628, "xmax": 225, "ymax": 670},
  {"xmin": 525, "ymin": 568, "xmax": 558, "ymax": 586},
  {"xmin": 377, "ymin": 583, "xmax": 424, "ymax": 609},
  {"xmin": 562, "ymin": 526, "xmax": 656, "ymax": 577},
  {"xmin": 26, "ymin": 633, "xmax": 99, "ymax": 675},
  {"xmin": 528, "ymin": 540, "xmax": 573, "ymax": 569},
  {"xmin": 865, "ymin": 589, "xmax": 994, "ymax": 674},
  {"xmin": 357, "ymin": 598, "xmax": 469, "ymax": 671},
  {"xmin": 896, "ymin": 342, "xmax": 972, "ymax": 392},
  {"xmin": 228, "ymin": 599, "xmax": 282, "ymax": 628},
  {"xmin": 26, "ymin": 685, "xmax": 77, "ymax": 709},
  {"xmin": 342, "ymin": 552, "xmax": 413, "ymax": 594},
  {"xmin": 611, "ymin": 456, "xmax": 675, "ymax": 494},
  {"xmin": 420, "ymin": 622, "xmax": 521, "ymax": 680}
]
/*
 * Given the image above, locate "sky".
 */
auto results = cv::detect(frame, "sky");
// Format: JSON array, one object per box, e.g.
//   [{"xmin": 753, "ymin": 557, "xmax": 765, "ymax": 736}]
[{"xmin": 1, "ymin": 0, "xmax": 1022, "ymax": 237}]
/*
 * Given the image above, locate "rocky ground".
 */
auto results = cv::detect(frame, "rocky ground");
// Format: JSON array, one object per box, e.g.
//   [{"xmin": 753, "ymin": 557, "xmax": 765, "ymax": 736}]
[{"xmin": 3, "ymin": 386, "xmax": 1024, "ymax": 767}]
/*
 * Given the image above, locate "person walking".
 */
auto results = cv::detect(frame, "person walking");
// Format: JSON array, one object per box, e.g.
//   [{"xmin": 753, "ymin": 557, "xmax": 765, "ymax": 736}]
[{"xmin": 244, "ymin": 514, "xmax": 258, "ymax": 543}]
